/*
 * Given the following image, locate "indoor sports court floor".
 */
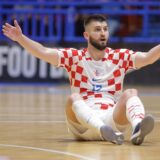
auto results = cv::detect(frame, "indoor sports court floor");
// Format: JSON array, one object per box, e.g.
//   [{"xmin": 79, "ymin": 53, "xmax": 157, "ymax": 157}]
[{"xmin": 0, "ymin": 84, "xmax": 159, "ymax": 160}]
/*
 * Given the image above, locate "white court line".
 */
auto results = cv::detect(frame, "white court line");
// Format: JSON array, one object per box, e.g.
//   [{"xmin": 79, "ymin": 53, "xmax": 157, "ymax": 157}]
[
  {"xmin": 0, "ymin": 119, "xmax": 160, "ymax": 123},
  {"xmin": 0, "ymin": 144, "xmax": 95, "ymax": 160},
  {"xmin": 0, "ymin": 120, "xmax": 66, "ymax": 123}
]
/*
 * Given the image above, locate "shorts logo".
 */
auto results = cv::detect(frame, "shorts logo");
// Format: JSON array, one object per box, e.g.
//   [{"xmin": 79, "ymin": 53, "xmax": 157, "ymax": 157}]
[{"xmin": 92, "ymin": 84, "xmax": 102, "ymax": 91}]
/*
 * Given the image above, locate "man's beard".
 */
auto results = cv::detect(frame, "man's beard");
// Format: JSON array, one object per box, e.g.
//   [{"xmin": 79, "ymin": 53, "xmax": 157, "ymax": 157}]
[{"xmin": 89, "ymin": 36, "xmax": 107, "ymax": 51}]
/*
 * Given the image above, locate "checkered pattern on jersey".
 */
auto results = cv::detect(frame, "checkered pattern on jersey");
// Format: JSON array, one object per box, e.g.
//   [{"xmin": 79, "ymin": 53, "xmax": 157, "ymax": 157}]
[
  {"xmin": 104, "ymin": 48, "xmax": 137, "ymax": 96},
  {"xmin": 58, "ymin": 48, "xmax": 88, "ymax": 90},
  {"xmin": 108, "ymin": 48, "xmax": 136, "ymax": 70},
  {"xmin": 57, "ymin": 48, "xmax": 140, "ymax": 101}
]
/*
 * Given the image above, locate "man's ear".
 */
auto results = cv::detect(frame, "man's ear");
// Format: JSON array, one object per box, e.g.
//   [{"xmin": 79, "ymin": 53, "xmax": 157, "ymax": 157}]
[{"xmin": 83, "ymin": 31, "xmax": 89, "ymax": 41}]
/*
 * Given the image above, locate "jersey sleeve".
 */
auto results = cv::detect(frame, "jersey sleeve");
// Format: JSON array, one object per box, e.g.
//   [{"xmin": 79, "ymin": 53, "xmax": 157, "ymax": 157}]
[
  {"xmin": 116, "ymin": 49, "xmax": 142, "ymax": 71},
  {"xmin": 56, "ymin": 48, "xmax": 82, "ymax": 68}
]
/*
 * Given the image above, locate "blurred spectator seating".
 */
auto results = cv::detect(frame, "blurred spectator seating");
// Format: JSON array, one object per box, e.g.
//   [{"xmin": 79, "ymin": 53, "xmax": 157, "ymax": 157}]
[{"xmin": 0, "ymin": 0, "xmax": 160, "ymax": 43}]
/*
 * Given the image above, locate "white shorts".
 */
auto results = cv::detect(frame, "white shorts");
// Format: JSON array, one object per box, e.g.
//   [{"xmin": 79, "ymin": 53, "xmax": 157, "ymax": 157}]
[{"xmin": 66, "ymin": 98, "xmax": 129, "ymax": 140}]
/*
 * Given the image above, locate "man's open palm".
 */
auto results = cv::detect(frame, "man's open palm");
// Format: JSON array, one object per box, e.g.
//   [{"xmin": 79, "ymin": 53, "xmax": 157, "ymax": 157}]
[{"xmin": 2, "ymin": 20, "xmax": 22, "ymax": 41}]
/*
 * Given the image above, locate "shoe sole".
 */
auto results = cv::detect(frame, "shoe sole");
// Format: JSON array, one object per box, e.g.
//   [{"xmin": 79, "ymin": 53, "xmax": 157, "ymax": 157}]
[
  {"xmin": 131, "ymin": 115, "xmax": 154, "ymax": 145},
  {"xmin": 100, "ymin": 125, "xmax": 124, "ymax": 145}
]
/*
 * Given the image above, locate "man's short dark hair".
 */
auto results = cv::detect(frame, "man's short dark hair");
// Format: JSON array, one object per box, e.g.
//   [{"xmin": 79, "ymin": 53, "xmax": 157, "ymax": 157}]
[{"xmin": 84, "ymin": 14, "xmax": 107, "ymax": 29}]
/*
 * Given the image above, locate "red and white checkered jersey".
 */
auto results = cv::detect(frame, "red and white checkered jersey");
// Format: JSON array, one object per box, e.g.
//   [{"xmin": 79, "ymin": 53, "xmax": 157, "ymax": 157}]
[{"xmin": 57, "ymin": 47, "xmax": 141, "ymax": 103}]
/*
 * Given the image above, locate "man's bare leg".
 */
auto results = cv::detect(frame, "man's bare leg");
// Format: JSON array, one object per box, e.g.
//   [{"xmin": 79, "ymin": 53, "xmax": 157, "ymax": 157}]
[
  {"xmin": 113, "ymin": 89, "xmax": 154, "ymax": 145},
  {"xmin": 65, "ymin": 93, "xmax": 124, "ymax": 144}
]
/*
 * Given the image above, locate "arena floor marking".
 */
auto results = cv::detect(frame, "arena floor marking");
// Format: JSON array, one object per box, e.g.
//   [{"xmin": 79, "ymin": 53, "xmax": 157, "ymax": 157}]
[{"xmin": 0, "ymin": 144, "xmax": 95, "ymax": 160}]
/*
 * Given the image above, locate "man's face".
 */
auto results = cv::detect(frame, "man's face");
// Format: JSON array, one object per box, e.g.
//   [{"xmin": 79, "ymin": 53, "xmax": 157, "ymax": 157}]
[{"xmin": 85, "ymin": 21, "xmax": 109, "ymax": 50}]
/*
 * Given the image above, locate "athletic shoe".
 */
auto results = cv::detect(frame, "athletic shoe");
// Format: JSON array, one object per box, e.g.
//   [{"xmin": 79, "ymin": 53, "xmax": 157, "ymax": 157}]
[
  {"xmin": 100, "ymin": 125, "xmax": 124, "ymax": 145},
  {"xmin": 131, "ymin": 114, "xmax": 154, "ymax": 145}
]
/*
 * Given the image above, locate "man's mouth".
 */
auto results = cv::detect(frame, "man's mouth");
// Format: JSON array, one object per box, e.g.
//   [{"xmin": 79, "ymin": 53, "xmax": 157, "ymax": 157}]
[
  {"xmin": 100, "ymin": 38, "xmax": 106, "ymax": 43},
  {"xmin": 100, "ymin": 38, "xmax": 106, "ymax": 41}
]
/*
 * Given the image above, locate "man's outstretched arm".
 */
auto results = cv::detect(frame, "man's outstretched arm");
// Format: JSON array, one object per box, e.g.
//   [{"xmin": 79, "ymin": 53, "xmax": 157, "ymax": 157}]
[
  {"xmin": 2, "ymin": 20, "xmax": 59, "ymax": 66},
  {"xmin": 135, "ymin": 44, "xmax": 160, "ymax": 69}
]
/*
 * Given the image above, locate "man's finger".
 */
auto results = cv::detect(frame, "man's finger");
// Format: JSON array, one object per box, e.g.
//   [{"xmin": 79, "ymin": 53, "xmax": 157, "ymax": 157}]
[
  {"xmin": 5, "ymin": 23, "xmax": 13, "ymax": 28},
  {"xmin": 14, "ymin": 20, "xmax": 19, "ymax": 28},
  {"xmin": 2, "ymin": 25, "xmax": 11, "ymax": 32}
]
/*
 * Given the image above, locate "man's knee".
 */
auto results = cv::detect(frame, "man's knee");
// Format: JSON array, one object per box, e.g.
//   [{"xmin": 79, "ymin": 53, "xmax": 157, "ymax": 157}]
[
  {"xmin": 68, "ymin": 93, "xmax": 82, "ymax": 103},
  {"xmin": 66, "ymin": 93, "xmax": 81, "ymax": 123},
  {"xmin": 123, "ymin": 89, "xmax": 138, "ymax": 99},
  {"xmin": 66, "ymin": 93, "xmax": 82, "ymax": 112}
]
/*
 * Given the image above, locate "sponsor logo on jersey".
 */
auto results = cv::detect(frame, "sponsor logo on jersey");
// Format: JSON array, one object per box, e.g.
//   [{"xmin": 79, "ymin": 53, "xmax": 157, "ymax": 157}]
[
  {"xmin": 92, "ymin": 78, "xmax": 101, "ymax": 82},
  {"xmin": 92, "ymin": 84, "xmax": 102, "ymax": 91}
]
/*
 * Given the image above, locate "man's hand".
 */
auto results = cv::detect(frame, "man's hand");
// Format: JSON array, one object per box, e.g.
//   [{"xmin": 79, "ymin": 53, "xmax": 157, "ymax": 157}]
[
  {"xmin": 2, "ymin": 19, "xmax": 59, "ymax": 66},
  {"xmin": 2, "ymin": 20, "xmax": 22, "ymax": 42}
]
